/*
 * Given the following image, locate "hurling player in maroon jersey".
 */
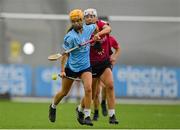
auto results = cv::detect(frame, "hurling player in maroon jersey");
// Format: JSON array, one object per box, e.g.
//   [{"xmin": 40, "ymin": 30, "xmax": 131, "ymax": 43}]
[{"xmin": 83, "ymin": 8, "xmax": 119, "ymax": 124}]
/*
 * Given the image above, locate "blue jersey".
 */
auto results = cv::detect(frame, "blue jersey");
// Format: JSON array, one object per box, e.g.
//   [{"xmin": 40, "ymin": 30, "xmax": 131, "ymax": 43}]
[{"xmin": 63, "ymin": 24, "xmax": 96, "ymax": 72}]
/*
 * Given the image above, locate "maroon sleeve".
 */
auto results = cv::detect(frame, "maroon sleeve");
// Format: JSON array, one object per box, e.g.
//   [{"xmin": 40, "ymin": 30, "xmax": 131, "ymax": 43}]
[
  {"xmin": 96, "ymin": 19, "xmax": 108, "ymax": 31},
  {"xmin": 109, "ymin": 36, "xmax": 120, "ymax": 49}
]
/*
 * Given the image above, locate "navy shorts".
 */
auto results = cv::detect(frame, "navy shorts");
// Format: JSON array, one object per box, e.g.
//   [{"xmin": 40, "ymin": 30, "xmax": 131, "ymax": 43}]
[
  {"xmin": 65, "ymin": 67, "xmax": 92, "ymax": 78},
  {"xmin": 91, "ymin": 59, "xmax": 112, "ymax": 78}
]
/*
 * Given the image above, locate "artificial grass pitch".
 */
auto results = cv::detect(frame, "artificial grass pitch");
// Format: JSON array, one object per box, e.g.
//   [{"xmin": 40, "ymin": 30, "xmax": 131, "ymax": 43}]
[{"xmin": 0, "ymin": 100, "xmax": 180, "ymax": 129}]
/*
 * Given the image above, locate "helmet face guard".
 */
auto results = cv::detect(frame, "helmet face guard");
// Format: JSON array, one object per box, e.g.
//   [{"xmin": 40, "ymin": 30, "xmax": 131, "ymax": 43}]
[{"xmin": 84, "ymin": 8, "xmax": 97, "ymax": 17}]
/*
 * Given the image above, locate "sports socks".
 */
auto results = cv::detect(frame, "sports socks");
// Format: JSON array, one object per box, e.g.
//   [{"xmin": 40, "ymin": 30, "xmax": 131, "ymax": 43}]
[
  {"xmin": 78, "ymin": 104, "xmax": 84, "ymax": 112},
  {"xmin": 51, "ymin": 101, "xmax": 56, "ymax": 109},
  {"xmin": 108, "ymin": 109, "xmax": 115, "ymax": 117},
  {"xmin": 84, "ymin": 109, "xmax": 91, "ymax": 118}
]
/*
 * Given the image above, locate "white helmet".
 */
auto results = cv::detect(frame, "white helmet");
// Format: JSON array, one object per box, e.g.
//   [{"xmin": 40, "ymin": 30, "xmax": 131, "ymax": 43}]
[{"xmin": 84, "ymin": 8, "xmax": 97, "ymax": 17}]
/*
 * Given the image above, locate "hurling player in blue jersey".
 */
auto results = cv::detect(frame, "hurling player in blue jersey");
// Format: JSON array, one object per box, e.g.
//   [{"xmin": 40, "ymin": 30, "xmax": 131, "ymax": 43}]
[{"xmin": 49, "ymin": 9, "xmax": 111, "ymax": 126}]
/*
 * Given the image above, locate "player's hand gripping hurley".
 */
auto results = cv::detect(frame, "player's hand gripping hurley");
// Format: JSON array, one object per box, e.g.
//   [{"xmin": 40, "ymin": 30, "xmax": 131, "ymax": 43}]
[{"xmin": 48, "ymin": 39, "xmax": 94, "ymax": 61}]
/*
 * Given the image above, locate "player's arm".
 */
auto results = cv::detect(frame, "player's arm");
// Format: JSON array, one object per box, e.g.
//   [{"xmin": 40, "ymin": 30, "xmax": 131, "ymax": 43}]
[
  {"xmin": 93, "ymin": 24, "xmax": 111, "ymax": 42},
  {"xmin": 110, "ymin": 37, "xmax": 121, "ymax": 65},
  {"xmin": 95, "ymin": 24, "xmax": 111, "ymax": 39},
  {"xmin": 110, "ymin": 47, "xmax": 120, "ymax": 65},
  {"xmin": 102, "ymin": 24, "xmax": 111, "ymax": 34},
  {"xmin": 60, "ymin": 53, "xmax": 68, "ymax": 77},
  {"xmin": 92, "ymin": 25, "xmax": 100, "ymax": 41},
  {"xmin": 61, "ymin": 35, "xmax": 72, "ymax": 77}
]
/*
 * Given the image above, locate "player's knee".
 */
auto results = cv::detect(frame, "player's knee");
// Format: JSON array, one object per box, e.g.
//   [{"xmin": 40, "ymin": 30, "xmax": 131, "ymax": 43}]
[
  {"xmin": 84, "ymin": 86, "xmax": 92, "ymax": 95},
  {"xmin": 106, "ymin": 81, "xmax": 114, "ymax": 90}
]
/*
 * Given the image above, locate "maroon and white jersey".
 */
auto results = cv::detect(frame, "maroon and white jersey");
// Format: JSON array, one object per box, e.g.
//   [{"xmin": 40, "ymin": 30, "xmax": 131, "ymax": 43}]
[{"xmin": 90, "ymin": 19, "xmax": 110, "ymax": 65}]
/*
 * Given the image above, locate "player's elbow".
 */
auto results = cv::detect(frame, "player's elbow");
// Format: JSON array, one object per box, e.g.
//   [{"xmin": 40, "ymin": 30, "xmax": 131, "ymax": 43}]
[
  {"xmin": 103, "ymin": 25, "xmax": 111, "ymax": 34},
  {"xmin": 107, "ymin": 26, "xmax": 111, "ymax": 33},
  {"xmin": 117, "ymin": 48, "xmax": 121, "ymax": 56}
]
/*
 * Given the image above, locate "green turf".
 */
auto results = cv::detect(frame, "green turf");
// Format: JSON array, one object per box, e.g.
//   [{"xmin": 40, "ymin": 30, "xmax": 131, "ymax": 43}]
[{"xmin": 0, "ymin": 100, "xmax": 180, "ymax": 129}]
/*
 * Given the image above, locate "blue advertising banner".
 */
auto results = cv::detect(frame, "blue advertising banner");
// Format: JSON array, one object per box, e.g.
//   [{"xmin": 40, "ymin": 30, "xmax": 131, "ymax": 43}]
[
  {"xmin": 3, "ymin": 64, "xmax": 178, "ymax": 98},
  {"xmin": 35, "ymin": 65, "xmax": 180, "ymax": 98},
  {"xmin": 35, "ymin": 66, "xmax": 84, "ymax": 97},
  {"xmin": 0, "ymin": 64, "xmax": 32, "ymax": 96},
  {"xmin": 113, "ymin": 65, "xmax": 180, "ymax": 98},
  {"xmin": 35, "ymin": 66, "xmax": 61, "ymax": 97}
]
